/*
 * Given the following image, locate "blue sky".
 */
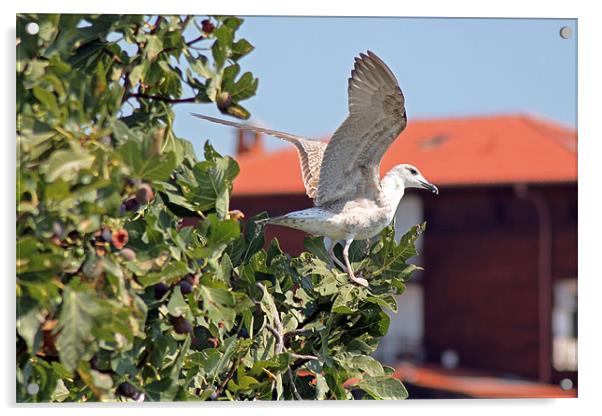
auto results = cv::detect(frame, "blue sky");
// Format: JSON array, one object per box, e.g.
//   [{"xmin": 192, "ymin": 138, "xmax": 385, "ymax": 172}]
[{"xmin": 173, "ymin": 17, "xmax": 577, "ymax": 158}]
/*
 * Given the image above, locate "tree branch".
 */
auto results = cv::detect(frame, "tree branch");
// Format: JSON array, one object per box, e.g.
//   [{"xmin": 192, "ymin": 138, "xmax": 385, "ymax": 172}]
[
  {"xmin": 288, "ymin": 367, "xmax": 303, "ymax": 400},
  {"xmin": 266, "ymin": 322, "xmax": 284, "ymax": 355},
  {"xmin": 284, "ymin": 328, "xmax": 315, "ymax": 342},
  {"xmin": 266, "ymin": 324, "xmax": 283, "ymax": 354},
  {"xmin": 290, "ymin": 357, "xmax": 313, "ymax": 371},
  {"xmin": 215, "ymin": 358, "xmax": 239, "ymax": 397},
  {"xmin": 290, "ymin": 353, "xmax": 318, "ymax": 361},
  {"xmin": 186, "ymin": 35, "xmax": 205, "ymax": 46},
  {"xmin": 180, "ymin": 15, "xmax": 192, "ymax": 28},
  {"xmin": 150, "ymin": 16, "xmax": 163, "ymax": 34},
  {"xmin": 257, "ymin": 282, "xmax": 285, "ymax": 355},
  {"xmin": 125, "ymin": 93, "xmax": 197, "ymax": 104}
]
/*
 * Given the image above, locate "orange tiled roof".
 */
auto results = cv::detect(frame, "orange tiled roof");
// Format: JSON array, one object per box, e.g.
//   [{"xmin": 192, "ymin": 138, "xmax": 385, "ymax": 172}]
[
  {"xmin": 393, "ymin": 362, "xmax": 577, "ymax": 398},
  {"xmin": 231, "ymin": 114, "xmax": 577, "ymax": 196}
]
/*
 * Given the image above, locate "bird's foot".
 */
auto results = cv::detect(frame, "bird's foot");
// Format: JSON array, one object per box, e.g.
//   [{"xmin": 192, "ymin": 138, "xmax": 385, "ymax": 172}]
[{"xmin": 348, "ymin": 273, "xmax": 369, "ymax": 288}]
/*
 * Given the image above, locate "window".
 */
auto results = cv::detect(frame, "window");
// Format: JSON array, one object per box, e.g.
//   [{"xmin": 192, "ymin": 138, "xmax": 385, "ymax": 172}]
[{"xmin": 552, "ymin": 278, "xmax": 577, "ymax": 371}]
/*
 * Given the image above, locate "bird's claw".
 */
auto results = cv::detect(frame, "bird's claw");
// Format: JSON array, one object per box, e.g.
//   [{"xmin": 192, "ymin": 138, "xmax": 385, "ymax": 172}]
[{"xmin": 349, "ymin": 274, "xmax": 369, "ymax": 288}]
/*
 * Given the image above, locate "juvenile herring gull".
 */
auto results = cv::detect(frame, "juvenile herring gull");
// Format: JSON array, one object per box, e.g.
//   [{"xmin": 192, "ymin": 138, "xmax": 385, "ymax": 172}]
[{"xmin": 193, "ymin": 51, "xmax": 438, "ymax": 287}]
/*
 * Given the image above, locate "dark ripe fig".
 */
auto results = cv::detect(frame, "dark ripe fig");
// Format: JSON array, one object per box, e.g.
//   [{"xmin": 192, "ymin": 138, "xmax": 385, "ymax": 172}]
[
  {"xmin": 41, "ymin": 329, "xmax": 58, "ymax": 357},
  {"xmin": 67, "ymin": 230, "xmax": 81, "ymax": 243},
  {"xmin": 90, "ymin": 354, "xmax": 100, "ymax": 370},
  {"xmin": 154, "ymin": 282, "xmax": 170, "ymax": 299},
  {"xmin": 191, "ymin": 335, "xmax": 201, "ymax": 349},
  {"xmin": 208, "ymin": 337, "xmax": 219, "ymax": 348},
  {"xmin": 185, "ymin": 273, "xmax": 200, "ymax": 286},
  {"xmin": 191, "ymin": 326, "xmax": 212, "ymax": 349},
  {"xmin": 172, "ymin": 316, "xmax": 193, "ymax": 334},
  {"xmin": 239, "ymin": 328, "xmax": 249, "ymax": 339},
  {"xmin": 118, "ymin": 248, "xmax": 136, "ymax": 261},
  {"xmin": 201, "ymin": 19, "xmax": 214, "ymax": 34},
  {"xmin": 112, "ymin": 228, "xmax": 129, "ymax": 249},
  {"xmin": 216, "ymin": 91, "xmax": 232, "ymax": 112},
  {"xmin": 135, "ymin": 183, "xmax": 154, "ymax": 205},
  {"xmin": 123, "ymin": 197, "xmax": 140, "ymax": 212},
  {"xmin": 179, "ymin": 280, "xmax": 193, "ymax": 295},
  {"xmin": 116, "ymin": 382, "xmax": 138, "ymax": 398},
  {"xmin": 132, "ymin": 391, "xmax": 145, "ymax": 402}
]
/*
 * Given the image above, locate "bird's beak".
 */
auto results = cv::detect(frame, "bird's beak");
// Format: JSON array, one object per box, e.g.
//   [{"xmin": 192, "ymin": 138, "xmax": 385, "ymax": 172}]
[{"xmin": 420, "ymin": 181, "xmax": 439, "ymax": 195}]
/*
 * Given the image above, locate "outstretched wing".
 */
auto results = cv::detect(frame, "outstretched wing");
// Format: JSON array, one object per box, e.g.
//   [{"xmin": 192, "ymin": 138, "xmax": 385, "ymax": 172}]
[
  {"xmin": 314, "ymin": 51, "xmax": 407, "ymax": 206},
  {"xmin": 192, "ymin": 113, "xmax": 326, "ymax": 199}
]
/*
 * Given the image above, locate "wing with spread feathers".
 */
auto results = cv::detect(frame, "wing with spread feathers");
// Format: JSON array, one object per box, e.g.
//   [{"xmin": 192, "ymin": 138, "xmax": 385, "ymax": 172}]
[
  {"xmin": 192, "ymin": 113, "xmax": 326, "ymax": 199},
  {"xmin": 314, "ymin": 51, "xmax": 407, "ymax": 206}
]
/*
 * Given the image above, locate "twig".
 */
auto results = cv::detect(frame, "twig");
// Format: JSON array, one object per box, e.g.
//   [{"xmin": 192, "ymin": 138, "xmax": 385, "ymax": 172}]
[
  {"xmin": 273, "ymin": 316, "xmax": 285, "ymax": 355},
  {"xmin": 186, "ymin": 35, "xmax": 205, "ymax": 46},
  {"xmin": 150, "ymin": 16, "xmax": 163, "ymax": 34},
  {"xmin": 120, "ymin": 73, "xmax": 132, "ymax": 104},
  {"xmin": 256, "ymin": 283, "xmax": 285, "ymax": 355},
  {"xmin": 290, "ymin": 357, "xmax": 313, "ymax": 371},
  {"xmin": 157, "ymin": 47, "xmax": 177, "ymax": 57},
  {"xmin": 102, "ymin": 47, "xmax": 124, "ymax": 64},
  {"xmin": 180, "ymin": 15, "xmax": 192, "ymax": 28},
  {"xmin": 288, "ymin": 367, "xmax": 303, "ymax": 400},
  {"xmin": 215, "ymin": 358, "xmax": 239, "ymax": 397},
  {"xmin": 266, "ymin": 324, "xmax": 284, "ymax": 354},
  {"xmin": 257, "ymin": 282, "xmax": 316, "ymax": 399},
  {"xmin": 290, "ymin": 353, "xmax": 318, "ymax": 361},
  {"xmin": 284, "ymin": 328, "xmax": 315, "ymax": 341},
  {"xmin": 124, "ymin": 93, "xmax": 197, "ymax": 104}
]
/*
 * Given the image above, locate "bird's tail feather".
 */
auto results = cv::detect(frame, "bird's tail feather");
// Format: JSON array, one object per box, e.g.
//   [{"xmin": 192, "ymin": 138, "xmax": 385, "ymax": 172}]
[
  {"xmin": 255, "ymin": 216, "xmax": 284, "ymax": 226},
  {"xmin": 255, "ymin": 217, "xmax": 271, "ymax": 225},
  {"xmin": 191, "ymin": 113, "xmax": 307, "ymax": 145},
  {"xmin": 255, "ymin": 215, "xmax": 290, "ymax": 227}
]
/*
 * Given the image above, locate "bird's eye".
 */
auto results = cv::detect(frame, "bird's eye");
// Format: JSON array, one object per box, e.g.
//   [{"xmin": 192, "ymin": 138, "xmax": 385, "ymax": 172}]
[{"xmin": 408, "ymin": 168, "xmax": 417, "ymax": 175}]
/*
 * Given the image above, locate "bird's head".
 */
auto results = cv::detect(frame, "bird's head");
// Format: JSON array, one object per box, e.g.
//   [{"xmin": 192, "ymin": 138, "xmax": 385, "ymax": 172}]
[{"xmin": 390, "ymin": 164, "xmax": 439, "ymax": 194}]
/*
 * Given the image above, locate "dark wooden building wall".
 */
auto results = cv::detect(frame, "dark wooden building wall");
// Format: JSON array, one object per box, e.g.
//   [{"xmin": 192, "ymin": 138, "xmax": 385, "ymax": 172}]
[
  {"xmin": 421, "ymin": 184, "xmax": 577, "ymax": 381},
  {"xmin": 231, "ymin": 193, "xmax": 313, "ymax": 255}
]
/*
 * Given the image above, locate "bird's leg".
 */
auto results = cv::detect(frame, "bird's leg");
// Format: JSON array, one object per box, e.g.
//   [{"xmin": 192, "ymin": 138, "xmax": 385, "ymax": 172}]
[
  {"xmin": 326, "ymin": 238, "xmax": 346, "ymax": 271},
  {"xmin": 342, "ymin": 239, "xmax": 369, "ymax": 288}
]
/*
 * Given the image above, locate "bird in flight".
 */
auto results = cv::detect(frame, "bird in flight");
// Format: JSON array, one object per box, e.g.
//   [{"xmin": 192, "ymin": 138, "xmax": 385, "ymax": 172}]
[{"xmin": 193, "ymin": 51, "xmax": 438, "ymax": 287}]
